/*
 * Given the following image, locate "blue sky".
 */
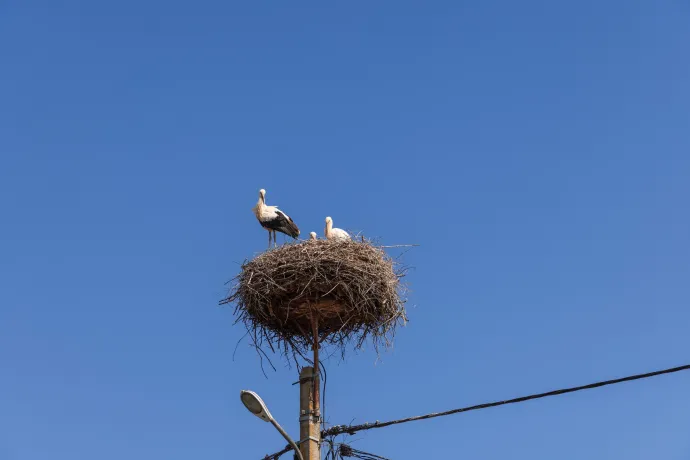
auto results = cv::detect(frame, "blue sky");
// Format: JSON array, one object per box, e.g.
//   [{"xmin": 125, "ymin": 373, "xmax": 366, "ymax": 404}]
[{"xmin": 1, "ymin": 1, "xmax": 689, "ymax": 459}]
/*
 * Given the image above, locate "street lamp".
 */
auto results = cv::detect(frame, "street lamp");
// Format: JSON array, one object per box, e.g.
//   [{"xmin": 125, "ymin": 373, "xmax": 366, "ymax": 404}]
[{"xmin": 240, "ymin": 390, "xmax": 304, "ymax": 460}]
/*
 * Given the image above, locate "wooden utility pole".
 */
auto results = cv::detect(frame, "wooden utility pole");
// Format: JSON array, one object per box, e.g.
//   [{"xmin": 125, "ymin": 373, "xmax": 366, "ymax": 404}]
[{"xmin": 299, "ymin": 366, "xmax": 320, "ymax": 460}]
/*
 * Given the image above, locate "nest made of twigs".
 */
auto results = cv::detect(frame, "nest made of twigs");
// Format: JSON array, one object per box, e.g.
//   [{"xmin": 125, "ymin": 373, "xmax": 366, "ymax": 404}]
[{"xmin": 221, "ymin": 237, "xmax": 408, "ymax": 362}]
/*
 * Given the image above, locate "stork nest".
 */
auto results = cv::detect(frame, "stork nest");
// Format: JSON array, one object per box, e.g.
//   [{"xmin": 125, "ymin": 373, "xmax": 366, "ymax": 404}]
[{"xmin": 221, "ymin": 238, "xmax": 409, "ymax": 363}]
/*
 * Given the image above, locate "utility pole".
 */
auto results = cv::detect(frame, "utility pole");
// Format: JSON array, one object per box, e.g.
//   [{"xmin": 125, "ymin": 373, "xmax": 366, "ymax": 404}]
[{"xmin": 299, "ymin": 366, "xmax": 320, "ymax": 460}]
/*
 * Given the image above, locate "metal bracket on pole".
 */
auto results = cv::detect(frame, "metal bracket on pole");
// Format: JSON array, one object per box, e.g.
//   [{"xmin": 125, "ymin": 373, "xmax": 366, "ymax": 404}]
[{"xmin": 297, "ymin": 436, "xmax": 321, "ymax": 446}]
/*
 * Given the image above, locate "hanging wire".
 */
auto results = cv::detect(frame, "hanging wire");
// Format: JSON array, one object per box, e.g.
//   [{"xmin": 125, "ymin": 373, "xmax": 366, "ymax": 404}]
[
  {"xmin": 320, "ymin": 359, "xmax": 328, "ymax": 430},
  {"xmin": 324, "ymin": 442, "xmax": 390, "ymax": 460},
  {"xmin": 323, "ymin": 363, "xmax": 690, "ymax": 437},
  {"xmin": 339, "ymin": 444, "xmax": 390, "ymax": 460},
  {"xmin": 262, "ymin": 363, "xmax": 689, "ymax": 459}
]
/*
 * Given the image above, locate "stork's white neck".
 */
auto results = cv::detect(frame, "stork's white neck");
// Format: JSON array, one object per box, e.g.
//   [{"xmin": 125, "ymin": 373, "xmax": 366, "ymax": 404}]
[{"xmin": 253, "ymin": 196, "xmax": 265, "ymax": 219}]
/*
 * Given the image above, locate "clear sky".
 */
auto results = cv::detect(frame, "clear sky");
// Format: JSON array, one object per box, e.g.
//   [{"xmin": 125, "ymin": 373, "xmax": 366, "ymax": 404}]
[{"xmin": 1, "ymin": 1, "xmax": 689, "ymax": 459}]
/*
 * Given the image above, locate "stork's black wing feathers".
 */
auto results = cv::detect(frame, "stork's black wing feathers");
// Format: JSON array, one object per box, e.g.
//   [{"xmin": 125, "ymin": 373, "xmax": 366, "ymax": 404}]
[{"xmin": 260, "ymin": 210, "xmax": 300, "ymax": 238}]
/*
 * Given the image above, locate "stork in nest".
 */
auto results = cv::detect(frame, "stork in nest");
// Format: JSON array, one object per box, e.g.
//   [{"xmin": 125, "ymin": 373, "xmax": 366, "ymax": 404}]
[{"xmin": 324, "ymin": 216, "xmax": 350, "ymax": 241}]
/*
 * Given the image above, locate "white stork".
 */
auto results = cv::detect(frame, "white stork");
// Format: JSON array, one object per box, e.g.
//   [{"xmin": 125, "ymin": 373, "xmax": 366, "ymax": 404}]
[
  {"xmin": 252, "ymin": 189, "xmax": 300, "ymax": 247},
  {"xmin": 324, "ymin": 216, "xmax": 350, "ymax": 241},
  {"xmin": 309, "ymin": 232, "xmax": 318, "ymax": 241}
]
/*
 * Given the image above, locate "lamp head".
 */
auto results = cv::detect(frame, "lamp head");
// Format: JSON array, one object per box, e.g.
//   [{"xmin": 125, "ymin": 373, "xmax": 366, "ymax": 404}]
[{"xmin": 240, "ymin": 390, "xmax": 273, "ymax": 422}]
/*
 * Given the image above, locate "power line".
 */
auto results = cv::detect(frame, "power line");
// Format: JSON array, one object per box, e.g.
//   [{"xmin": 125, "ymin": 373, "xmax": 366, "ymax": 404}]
[
  {"xmin": 261, "ymin": 363, "xmax": 689, "ymax": 459},
  {"xmin": 322, "ymin": 363, "xmax": 690, "ymax": 437}
]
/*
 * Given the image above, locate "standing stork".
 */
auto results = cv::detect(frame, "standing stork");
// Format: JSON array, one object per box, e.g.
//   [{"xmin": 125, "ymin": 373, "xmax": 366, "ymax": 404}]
[
  {"xmin": 252, "ymin": 189, "xmax": 300, "ymax": 247},
  {"xmin": 324, "ymin": 216, "xmax": 350, "ymax": 241}
]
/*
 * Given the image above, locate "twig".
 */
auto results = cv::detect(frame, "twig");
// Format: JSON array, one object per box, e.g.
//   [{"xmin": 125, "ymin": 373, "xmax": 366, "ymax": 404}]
[{"xmin": 378, "ymin": 244, "xmax": 419, "ymax": 248}]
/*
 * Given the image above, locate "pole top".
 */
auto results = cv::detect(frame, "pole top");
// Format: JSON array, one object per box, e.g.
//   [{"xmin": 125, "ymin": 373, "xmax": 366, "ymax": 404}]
[{"xmin": 300, "ymin": 366, "xmax": 315, "ymax": 378}]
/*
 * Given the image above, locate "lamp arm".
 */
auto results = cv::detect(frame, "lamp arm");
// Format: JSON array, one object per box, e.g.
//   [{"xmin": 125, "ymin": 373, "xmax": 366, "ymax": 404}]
[{"xmin": 269, "ymin": 418, "xmax": 304, "ymax": 460}]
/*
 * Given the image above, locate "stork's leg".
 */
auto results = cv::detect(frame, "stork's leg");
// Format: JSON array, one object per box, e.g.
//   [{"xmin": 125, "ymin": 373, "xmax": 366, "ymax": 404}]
[
  {"xmin": 267, "ymin": 230, "xmax": 271, "ymax": 248},
  {"xmin": 273, "ymin": 231, "xmax": 277, "ymax": 247}
]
